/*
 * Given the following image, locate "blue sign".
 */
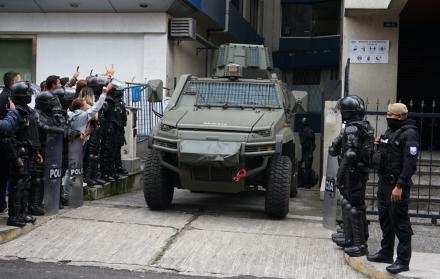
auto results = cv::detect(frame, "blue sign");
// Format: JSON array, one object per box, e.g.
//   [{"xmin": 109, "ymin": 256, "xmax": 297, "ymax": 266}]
[{"xmin": 132, "ymin": 86, "xmax": 142, "ymax": 102}]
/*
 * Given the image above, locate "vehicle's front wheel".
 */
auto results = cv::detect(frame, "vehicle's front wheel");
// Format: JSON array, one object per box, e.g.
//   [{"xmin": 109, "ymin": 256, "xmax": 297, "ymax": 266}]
[
  {"xmin": 143, "ymin": 150, "xmax": 174, "ymax": 210},
  {"xmin": 265, "ymin": 155, "xmax": 291, "ymax": 219}
]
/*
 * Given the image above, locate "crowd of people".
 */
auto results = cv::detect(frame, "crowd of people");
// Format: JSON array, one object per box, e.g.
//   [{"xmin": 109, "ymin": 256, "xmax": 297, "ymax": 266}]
[
  {"xmin": 329, "ymin": 96, "xmax": 419, "ymax": 275},
  {"xmin": 0, "ymin": 67, "xmax": 128, "ymax": 227}
]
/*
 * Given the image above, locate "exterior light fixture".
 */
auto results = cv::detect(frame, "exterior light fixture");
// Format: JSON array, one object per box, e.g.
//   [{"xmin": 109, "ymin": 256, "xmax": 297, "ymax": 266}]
[
  {"xmin": 139, "ymin": 3, "xmax": 149, "ymax": 8},
  {"xmin": 69, "ymin": 2, "xmax": 79, "ymax": 8}
]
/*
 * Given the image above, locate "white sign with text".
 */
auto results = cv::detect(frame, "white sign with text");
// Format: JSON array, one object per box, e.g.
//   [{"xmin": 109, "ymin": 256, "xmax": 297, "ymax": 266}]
[{"xmin": 350, "ymin": 40, "xmax": 389, "ymax": 64}]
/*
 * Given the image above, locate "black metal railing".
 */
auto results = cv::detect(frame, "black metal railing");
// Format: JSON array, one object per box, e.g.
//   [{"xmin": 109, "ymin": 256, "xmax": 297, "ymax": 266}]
[
  {"xmin": 365, "ymin": 98, "xmax": 440, "ymax": 224},
  {"xmin": 123, "ymin": 83, "xmax": 163, "ymax": 142}
]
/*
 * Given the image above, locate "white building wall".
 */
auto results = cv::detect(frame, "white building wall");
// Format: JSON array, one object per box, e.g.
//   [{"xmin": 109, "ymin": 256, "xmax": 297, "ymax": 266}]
[
  {"xmin": 36, "ymin": 34, "xmax": 146, "ymax": 83},
  {"xmin": 0, "ymin": 13, "xmax": 188, "ymax": 88},
  {"xmin": 341, "ymin": 14, "xmax": 400, "ymax": 111},
  {"xmin": 0, "ymin": 12, "xmax": 209, "ymax": 92}
]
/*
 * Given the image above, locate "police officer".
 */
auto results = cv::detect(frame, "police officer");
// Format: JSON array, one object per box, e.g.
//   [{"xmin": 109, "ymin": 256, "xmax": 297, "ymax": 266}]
[
  {"xmin": 330, "ymin": 95, "xmax": 374, "ymax": 257},
  {"xmin": 1, "ymin": 72, "xmax": 21, "ymax": 213},
  {"xmin": 367, "ymin": 103, "xmax": 418, "ymax": 274},
  {"xmin": 113, "ymin": 88, "xmax": 128, "ymax": 175},
  {"xmin": 2, "ymin": 81, "xmax": 42, "ymax": 227},
  {"xmin": 99, "ymin": 85, "xmax": 119, "ymax": 181},
  {"xmin": 299, "ymin": 117, "xmax": 316, "ymax": 188},
  {"xmin": 84, "ymin": 75, "xmax": 111, "ymax": 184},
  {"xmin": 31, "ymin": 92, "xmax": 67, "ymax": 215}
]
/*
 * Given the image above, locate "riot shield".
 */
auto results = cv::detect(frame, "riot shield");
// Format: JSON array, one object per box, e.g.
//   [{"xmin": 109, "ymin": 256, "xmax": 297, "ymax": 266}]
[
  {"xmin": 43, "ymin": 129, "xmax": 64, "ymax": 215},
  {"xmin": 65, "ymin": 137, "xmax": 84, "ymax": 207},
  {"xmin": 322, "ymin": 153, "xmax": 339, "ymax": 230}
]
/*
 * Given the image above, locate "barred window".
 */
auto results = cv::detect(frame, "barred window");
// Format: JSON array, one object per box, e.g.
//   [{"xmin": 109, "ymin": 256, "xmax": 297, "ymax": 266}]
[{"xmin": 292, "ymin": 69, "xmax": 321, "ymax": 85}]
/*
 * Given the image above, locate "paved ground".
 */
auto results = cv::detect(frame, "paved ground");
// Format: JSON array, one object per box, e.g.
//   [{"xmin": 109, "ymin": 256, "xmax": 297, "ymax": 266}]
[
  {"xmin": 0, "ymin": 259, "xmax": 270, "ymax": 279},
  {"xmin": 0, "ymin": 188, "xmax": 365, "ymax": 279},
  {"xmin": 348, "ymin": 217, "xmax": 440, "ymax": 279}
]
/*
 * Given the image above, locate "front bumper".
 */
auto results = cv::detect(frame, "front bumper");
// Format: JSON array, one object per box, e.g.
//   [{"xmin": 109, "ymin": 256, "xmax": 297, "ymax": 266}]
[{"xmin": 151, "ymin": 136, "xmax": 278, "ymax": 157}]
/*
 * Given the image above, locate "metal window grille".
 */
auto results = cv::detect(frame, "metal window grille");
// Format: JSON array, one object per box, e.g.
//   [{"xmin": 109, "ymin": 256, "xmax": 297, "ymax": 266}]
[
  {"xmin": 123, "ymin": 83, "xmax": 163, "ymax": 141},
  {"xmin": 189, "ymin": 81, "xmax": 280, "ymax": 108}
]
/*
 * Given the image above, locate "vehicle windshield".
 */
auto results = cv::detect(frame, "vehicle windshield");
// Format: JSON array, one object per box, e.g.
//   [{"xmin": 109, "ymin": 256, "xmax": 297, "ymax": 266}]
[{"xmin": 187, "ymin": 81, "xmax": 280, "ymax": 108}]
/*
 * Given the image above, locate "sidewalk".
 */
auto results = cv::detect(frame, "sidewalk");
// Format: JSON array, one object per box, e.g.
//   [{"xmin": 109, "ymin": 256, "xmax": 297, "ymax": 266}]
[
  {"xmin": 0, "ymin": 211, "xmax": 52, "ymax": 245},
  {"xmin": 346, "ymin": 220, "xmax": 440, "ymax": 279}
]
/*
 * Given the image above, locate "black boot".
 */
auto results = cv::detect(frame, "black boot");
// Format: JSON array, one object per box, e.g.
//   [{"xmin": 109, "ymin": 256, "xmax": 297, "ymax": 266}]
[
  {"xmin": 23, "ymin": 214, "xmax": 36, "ymax": 224},
  {"xmin": 344, "ymin": 207, "xmax": 367, "ymax": 257},
  {"xmin": 367, "ymin": 251, "xmax": 394, "ymax": 264},
  {"xmin": 22, "ymin": 178, "xmax": 36, "ymax": 224},
  {"xmin": 115, "ymin": 149, "xmax": 128, "ymax": 175},
  {"xmin": 336, "ymin": 200, "xmax": 352, "ymax": 248},
  {"xmin": 386, "ymin": 261, "xmax": 409, "ymax": 274},
  {"xmin": 331, "ymin": 232, "xmax": 344, "ymax": 241},
  {"xmin": 7, "ymin": 179, "xmax": 26, "ymax": 227},
  {"xmin": 116, "ymin": 167, "xmax": 129, "ymax": 175},
  {"xmin": 29, "ymin": 173, "xmax": 45, "ymax": 216},
  {"xmin": 7, "ymin": 215, "xmax": 26, "ymax": 227},
  {"xmin": 84, "ymin": 155, "xmax": 99, "ymax": 186}
]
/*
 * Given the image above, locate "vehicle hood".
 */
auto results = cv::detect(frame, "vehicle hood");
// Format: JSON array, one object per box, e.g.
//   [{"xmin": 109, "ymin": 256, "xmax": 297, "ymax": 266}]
[{"xmin": 162, "ymin": 109, "xmax": 282, "ymax": 132}]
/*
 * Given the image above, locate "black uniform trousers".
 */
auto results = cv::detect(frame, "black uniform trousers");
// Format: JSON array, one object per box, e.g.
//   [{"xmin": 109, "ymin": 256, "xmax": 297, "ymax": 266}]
[{"xmin": 377, "ymin": 177, "xmax": 413, "ymax": 265}]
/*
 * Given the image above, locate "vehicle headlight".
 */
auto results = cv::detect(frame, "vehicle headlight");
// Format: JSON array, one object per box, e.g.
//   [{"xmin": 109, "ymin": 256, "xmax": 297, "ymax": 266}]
[
  {"xmin": 160, "ymin": 123, "xmax": 176, "ymax": 132},
  {"xmin": 252, "ymin": 129, "xmax": 272, "ymax": 137}
]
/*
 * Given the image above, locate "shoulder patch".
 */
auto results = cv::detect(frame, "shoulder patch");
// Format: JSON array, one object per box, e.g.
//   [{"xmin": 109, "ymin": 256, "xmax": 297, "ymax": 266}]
[{"xmin": 409, "ymin": 146, "xmax": 418, "ymax": 156}]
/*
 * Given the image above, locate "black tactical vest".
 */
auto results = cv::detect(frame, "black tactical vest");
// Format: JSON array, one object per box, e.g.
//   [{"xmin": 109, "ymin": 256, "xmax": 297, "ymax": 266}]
[{"xmin": 378, "ymin": 124, "xmax": 417, "ymax": 175}]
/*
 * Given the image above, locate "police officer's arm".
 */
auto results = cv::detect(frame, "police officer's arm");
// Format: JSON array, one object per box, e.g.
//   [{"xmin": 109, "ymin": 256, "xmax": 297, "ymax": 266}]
[
  {"xmin": 2, "ymin": 136, "xmax": 20, "ymax": 164},
  {"xmin": 329, "ymin": 129, "xmax": 344, "ymax": 156},
  {"xmin": 0, "ymin": 108, "xmax": 19, "ymax": 132},
  {"xmin": 336, "ymin": 126, "xmax": 359, "ymax": 185},
  {"xmin": 397, "ymin": 130, "xmax": 419, "ymax": 188}
]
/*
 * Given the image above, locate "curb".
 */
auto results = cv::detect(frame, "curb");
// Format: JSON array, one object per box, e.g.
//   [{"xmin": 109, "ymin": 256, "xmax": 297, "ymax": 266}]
[
  {"xmin": 84, "ymin": 170, "xmax": 143, "ymax": 201},
  {"xmin": 344, "ymin": 254, "xmax": 396, "ymax": 279},
  {"xmin": 0, "ymin": 215, "xmax": 52, "ymax": 245}
]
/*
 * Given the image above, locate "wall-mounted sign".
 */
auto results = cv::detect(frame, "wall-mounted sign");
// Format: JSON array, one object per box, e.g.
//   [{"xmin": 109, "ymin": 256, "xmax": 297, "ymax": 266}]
[{"xmin": 350, "ymin": 40, "xmax": 389, "ymax": 64}]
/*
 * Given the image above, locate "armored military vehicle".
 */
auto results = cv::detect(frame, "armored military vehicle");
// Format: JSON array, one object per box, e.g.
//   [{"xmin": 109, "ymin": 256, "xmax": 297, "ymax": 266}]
[{"xmin": 144, "ymin": 43, "xmax": 305, "ymax": 219}]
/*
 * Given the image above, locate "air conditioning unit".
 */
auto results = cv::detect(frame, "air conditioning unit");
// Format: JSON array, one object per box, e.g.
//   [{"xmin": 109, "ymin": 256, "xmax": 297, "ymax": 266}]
[{"xmin": 169, "ymin": 18, "xmax": 196, "ymax": 40}]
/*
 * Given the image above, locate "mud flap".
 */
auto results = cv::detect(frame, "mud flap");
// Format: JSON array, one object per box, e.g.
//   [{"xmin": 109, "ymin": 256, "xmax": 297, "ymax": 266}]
[
  {"xmin": 323, "ymin": 153, "xmax": 338, "ymax": 230},
  {"xmin": 43, "ymin": 130, "xmax": 64, "ymax": 215}
]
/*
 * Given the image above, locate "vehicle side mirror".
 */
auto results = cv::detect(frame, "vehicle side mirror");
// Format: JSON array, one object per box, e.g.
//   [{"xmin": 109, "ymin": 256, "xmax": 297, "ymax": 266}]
[{"xmin": 147, "ymin": 79, "xmax": 163, "ymax": 103}]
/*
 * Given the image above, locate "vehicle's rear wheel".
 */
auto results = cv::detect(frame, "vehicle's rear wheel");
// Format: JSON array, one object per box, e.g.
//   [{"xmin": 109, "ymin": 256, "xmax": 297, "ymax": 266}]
[
  {"xmin": 265, "ymin": 155, "xmax": 291, "ymax": 219},
  {"xmin": 143, "ymin": 150, "xmax": 174, "ymax": 210}
]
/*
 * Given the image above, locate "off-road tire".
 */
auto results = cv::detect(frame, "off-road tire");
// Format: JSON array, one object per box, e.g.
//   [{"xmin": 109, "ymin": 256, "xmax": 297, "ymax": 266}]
[
  {"xmin": 265, "ymin": 155, "xmax": 291, "ymax": 219},
  {"xmin": 143, "ymin": 150, "xmax": 174, "ymax": 210}
]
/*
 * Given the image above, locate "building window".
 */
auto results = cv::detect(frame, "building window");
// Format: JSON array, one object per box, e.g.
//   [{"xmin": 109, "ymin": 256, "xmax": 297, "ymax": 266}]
[
  {"xmin": 281, "ymin": 0, "xmax": 341, "ymax": 37},
  {"xmin": 292, "ymin": 69, "xmax": 321, "ymax": 85},
  {"xmin": 0, "ymin": 39, "xmax": 34, "ymax": 85}
]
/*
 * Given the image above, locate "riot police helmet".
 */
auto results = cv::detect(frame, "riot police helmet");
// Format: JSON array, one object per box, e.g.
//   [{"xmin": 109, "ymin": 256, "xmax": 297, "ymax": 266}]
[
  {"xmin": 109, "ymin": 78, "xmax": 125, "ymax": 99},
  {"xmin": 52, "ymin": 87, "xmax": 76, "ymax": 110},
  {"xmin": 10, "ymin": 81, "xmax": 38, "ymax": 105},
  {"xmin": 35, "ymin": 91, "xmax": 63, "ymax": 113},
  {"xmin": 336, "ymin": 95, "xmax": 366, "ymax": 122},
  {"xmin": 87, "ymin": 75, "xmax": 110, "ymax": 96},
  {"xmin": 301, "ymin": 117, "xmax": 309, "ymax": 126}
]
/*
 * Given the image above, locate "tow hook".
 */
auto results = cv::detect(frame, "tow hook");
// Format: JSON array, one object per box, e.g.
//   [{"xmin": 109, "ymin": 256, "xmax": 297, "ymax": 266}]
[{"xmin": 233, "ymin": 168, "xmax": 248, "ymax": 182}]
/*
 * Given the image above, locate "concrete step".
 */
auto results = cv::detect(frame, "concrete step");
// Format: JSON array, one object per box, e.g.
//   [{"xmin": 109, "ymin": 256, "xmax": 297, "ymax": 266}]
[{"xmin": 84, "ymin": 170, "xmax": 143, "ymax": 201}]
